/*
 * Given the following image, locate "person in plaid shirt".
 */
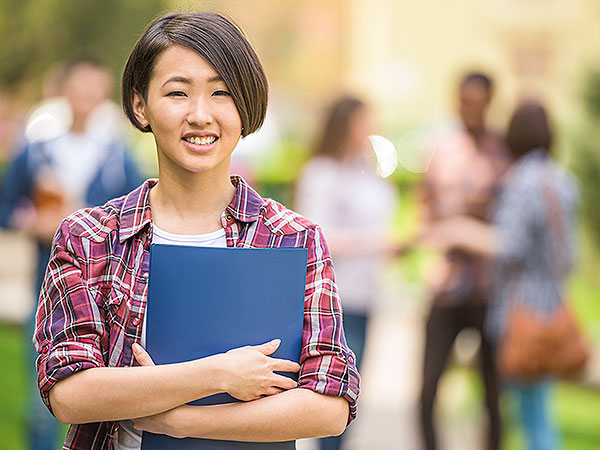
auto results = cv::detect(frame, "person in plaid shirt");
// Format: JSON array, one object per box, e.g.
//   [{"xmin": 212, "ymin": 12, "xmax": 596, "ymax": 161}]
[{"xmin": 33, "ymin": 12, "xmax": 359, "ymax": 449}]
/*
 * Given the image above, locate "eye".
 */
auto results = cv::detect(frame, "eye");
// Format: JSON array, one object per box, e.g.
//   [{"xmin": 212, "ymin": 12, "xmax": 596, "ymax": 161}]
[
  {"xmin": 212, "ymin": 90, "xmax": 231, "ymax": 97},
  {"xmin": 166, "ymin": 91, "xmax": 187, "ymax": 97}
]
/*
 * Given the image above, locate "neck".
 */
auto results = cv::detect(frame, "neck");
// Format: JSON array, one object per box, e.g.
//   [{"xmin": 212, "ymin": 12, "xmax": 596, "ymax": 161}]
[
  {"xmin": 150, "ymin": 162, "xmax": 236, "ymax": 235},
  {"xmin": 468, "ymin": 125, "xmax": 487, "ymax": 143},
  {"xmin": 70, "ymin": 116, "xmax": 87, "ymax": 134}
]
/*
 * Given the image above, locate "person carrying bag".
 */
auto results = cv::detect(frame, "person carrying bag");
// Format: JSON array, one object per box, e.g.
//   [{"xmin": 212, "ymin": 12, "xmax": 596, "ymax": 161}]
[{"xmin": 497, "ymin": 168, "xmax": 589, "ymax": 380}]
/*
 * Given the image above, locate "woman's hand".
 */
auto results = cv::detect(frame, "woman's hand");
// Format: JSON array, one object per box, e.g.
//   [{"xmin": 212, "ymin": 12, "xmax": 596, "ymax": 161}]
[
  {"xmin": 220, "ymin": 339, "xmax": 300, "ymax": 401},
  {"xmin": 418, "ymin": 215, "xmax": 497, "ymax": 257},
  {"xmin": 133, "ymin": 339, "xmax": 300, "ymax": 403},
  {"xmin": 130, "ymin": 340, "xmax": 301, "ymax": 438}
]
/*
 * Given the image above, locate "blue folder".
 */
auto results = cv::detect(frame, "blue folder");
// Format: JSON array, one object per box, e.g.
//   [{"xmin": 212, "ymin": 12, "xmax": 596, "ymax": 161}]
[{"xmin": 142, "ymin": 245, "xmax": 308, "ymax": 450}]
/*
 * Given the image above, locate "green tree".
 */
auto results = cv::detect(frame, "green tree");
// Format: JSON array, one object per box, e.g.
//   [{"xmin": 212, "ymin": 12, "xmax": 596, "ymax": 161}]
[
  {"xmin": 0, "ymin": 0, "xmax": 166, "ymax": 95},
  {"xmin": 571, "ymin": 70, "xmax": 600, "ymax": 250}
]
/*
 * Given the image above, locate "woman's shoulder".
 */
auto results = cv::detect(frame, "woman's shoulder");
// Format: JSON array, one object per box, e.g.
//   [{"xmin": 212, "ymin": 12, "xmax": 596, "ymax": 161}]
[
  {"xmin": 504, "ymin": 151, "xmax": 579, "ymax": 207},
  {"xmin": 506, "ymin": 150, "xmax": 548, "ymax": 189},
  {"xmin": 59, "ymin": 194, "xmax": 129, "ymax": 244},
  {"xmin": 258, "ymin": 196, "xmax": 320, "ymax": 237}
]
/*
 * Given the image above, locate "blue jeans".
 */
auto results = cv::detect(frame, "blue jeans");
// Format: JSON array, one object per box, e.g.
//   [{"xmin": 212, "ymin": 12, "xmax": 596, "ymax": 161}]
[
  {"xmin": 513, "ymin": 381, "xmax": 559, "ymax": 450},
  {"xmin": 318, "ymin": 311, "xmax": 368, "ymax": 450}
]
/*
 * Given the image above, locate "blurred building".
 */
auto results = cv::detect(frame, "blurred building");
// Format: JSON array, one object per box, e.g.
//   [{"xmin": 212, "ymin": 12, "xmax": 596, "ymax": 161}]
[{"xmin": 172, "ymin": 0, "xmax": 600, "ymax": 135}]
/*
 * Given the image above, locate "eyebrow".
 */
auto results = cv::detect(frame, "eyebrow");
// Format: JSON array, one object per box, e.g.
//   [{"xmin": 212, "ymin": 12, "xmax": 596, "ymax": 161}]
[{"xmin": 162, "ymin": 75, "xmax": 224, "ymax": 88}]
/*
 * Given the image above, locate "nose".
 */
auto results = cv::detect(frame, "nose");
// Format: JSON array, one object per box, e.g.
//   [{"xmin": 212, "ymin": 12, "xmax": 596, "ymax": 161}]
[{"xmin": 186, "ymin": 98, "xmax": 213, "ymax": 126}]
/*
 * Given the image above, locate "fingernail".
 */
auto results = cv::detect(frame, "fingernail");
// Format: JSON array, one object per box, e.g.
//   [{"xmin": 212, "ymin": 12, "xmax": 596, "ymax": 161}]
[
  {"xmin": 132, "ymin": 344, "xmax": 140, "ymax": 353},
  {"xmin": 272, "ymin": 339, "xmax": 281, "ymax": 346}
]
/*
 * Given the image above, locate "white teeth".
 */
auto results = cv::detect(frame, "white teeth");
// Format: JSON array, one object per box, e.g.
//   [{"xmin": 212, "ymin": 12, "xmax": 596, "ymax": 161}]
[{"xmin": 185, "ymin": 136, "xmax": 216, "ymax": 145}]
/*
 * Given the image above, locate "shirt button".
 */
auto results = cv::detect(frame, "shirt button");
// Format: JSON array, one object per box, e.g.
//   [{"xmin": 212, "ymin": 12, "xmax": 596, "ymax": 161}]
[
  {"xmin": 142, "ymin": 272, "xmax": 149, "ymax": 279},
  {"xmin": 132, "ymin": 318, "xmax": 140, "ymax": 326},
  {"xmin": 42, "ymin": 346, "xmax": 48, "ymax": 354},
  {"xmin": 225, "ymin": 214, "xmax": 233, "ymax": 221}
]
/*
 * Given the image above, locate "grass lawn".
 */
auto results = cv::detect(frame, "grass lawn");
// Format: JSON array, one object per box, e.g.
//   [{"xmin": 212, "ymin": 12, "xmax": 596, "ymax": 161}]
[
  {"xmin": 501, "ymin": 382, "xmax": 600, "ymax": 450},
  {"xmin": 0, "ymin": 323, "xmax": 27, "ymax": 449},
  {"xmin": 0, "ymin": 323, "xmax": 67, "ymax": 448}
]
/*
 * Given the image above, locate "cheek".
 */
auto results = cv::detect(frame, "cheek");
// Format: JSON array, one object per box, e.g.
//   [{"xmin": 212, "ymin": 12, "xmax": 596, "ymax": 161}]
[
  {"xmin": 217, "ymin": 103, "xmax": 242, "ymax": 132},
  {"xmin": 147, "ymin": 103, "xmax": 181, "ymax": 132}
]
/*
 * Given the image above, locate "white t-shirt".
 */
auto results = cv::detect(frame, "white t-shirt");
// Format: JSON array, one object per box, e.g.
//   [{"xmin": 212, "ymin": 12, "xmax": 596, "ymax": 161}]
[
  {"xmin": 296, "ymin": 155, "xmax": 397, "ymax": 313},
  {"xmin": 45, "ymin": 132, "xmax": 109, "ymax": 204},
  {"xmin": 118, "ymin": 224, "xmax": 227, "ymax": 450}
]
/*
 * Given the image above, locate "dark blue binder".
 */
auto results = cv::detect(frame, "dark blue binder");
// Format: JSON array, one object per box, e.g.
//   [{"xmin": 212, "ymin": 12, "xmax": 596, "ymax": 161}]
[{"xmin": 142, "ymin": 245, "xmax": 307, "ymax": 450}]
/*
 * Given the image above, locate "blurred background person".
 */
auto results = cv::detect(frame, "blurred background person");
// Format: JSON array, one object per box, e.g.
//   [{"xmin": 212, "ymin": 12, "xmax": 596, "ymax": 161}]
[
  {"xmin": 417, "ymin": 72, "xmax": 511, "ymax": 450},
  {"xmin": 0, "ymin": 56, "xmax": 142, "ymax": 450},
  {"xmin": 423, "ymin": 101, "xmax": 579, "ymax": 450},
  {"xmin": 295, "ymin": 95, "xmax": 398, "ymax": 450},
  {"xmin": 0, "ymin": 93, "xmax": 24, "ymax": 177}
]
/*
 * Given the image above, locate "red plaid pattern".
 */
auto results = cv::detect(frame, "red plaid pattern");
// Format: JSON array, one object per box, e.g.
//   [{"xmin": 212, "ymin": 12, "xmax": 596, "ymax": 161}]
[{"xmin": 34, "ymin": 176, "xmax": 359, "ymax": 449}]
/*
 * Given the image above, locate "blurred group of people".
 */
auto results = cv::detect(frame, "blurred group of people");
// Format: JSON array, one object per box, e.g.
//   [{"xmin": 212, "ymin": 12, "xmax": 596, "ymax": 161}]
[
  {"xmin": 296, "ymin": 73, "xmax": 578, "ymax": 450},
  {"xmin": 0, "ymin": 56, "xmax": 579, "ymax": 450}
]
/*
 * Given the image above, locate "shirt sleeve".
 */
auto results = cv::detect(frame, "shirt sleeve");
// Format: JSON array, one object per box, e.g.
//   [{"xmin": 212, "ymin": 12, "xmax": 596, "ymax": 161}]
[
  {"xmin": 0, "ymin": 146, "xmax": 33, "ymax": 229},
  {"xmin": 33, "ymin": 218, "xmax": 108, "ymax": 413},
  {"xmin": 297, "ymin": 225, "xmax": 360, "ymax": 425}
]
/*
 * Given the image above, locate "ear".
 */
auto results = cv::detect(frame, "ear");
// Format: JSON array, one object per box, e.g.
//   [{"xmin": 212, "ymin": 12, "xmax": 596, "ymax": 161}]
[{"xmin": 132, "ymin": 91, "xmax": 150, "ymax": 129}]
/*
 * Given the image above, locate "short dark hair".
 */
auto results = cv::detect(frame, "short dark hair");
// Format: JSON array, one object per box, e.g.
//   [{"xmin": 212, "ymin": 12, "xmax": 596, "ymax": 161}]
[
  {"xmin": 122, "ymin": 12, "xmax": 268, "ymax": 136},
  {"xmin": 506, "ymin": 101, "xmax": 553, "ymax": 158},
  {"xmin": 313, "ymin": 96, "xmax": 366, "ymax": 159},
  {"xmin": 460, "ymin": 72, "xmax": 494, "ymax": 95}
]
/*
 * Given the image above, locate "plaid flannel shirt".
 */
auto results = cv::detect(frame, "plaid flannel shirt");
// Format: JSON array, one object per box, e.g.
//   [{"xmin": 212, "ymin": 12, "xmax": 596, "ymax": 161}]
[{"xmin": 34, "ymin": 176, "xmax": 360, "ymax": 450}]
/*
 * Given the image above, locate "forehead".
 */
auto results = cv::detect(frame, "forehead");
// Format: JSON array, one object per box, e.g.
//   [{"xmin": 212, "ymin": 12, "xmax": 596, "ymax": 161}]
[
  {"xmin": 66, "ymin": 64, "xmax": 110, "ymax": 84},
  {"xmin": 151, "ymin": 45, "xmax": 220, "ymax": 82}
]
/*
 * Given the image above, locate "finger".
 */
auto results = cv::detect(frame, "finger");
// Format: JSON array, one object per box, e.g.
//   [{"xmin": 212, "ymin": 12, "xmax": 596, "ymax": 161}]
[
  {"xmin": 254, "ymin": 339, "xmax": 281, "ymax": 356},
  {"xmin": 262, "ymin": 386, "xmax": 284, "ymax": 397},
  {"xmin": 271, "ymin": 374, "xmax": 298, "ymax": 391},
  {"xmin": 238, "ymin": 393, "xmax": 260, "ymax": 402},
  {"xmin": 133, "ymin": 343, "xmax": 155, "ymax": 366},
  {"xmin": 268, "ymin": 358, "xmax": 301, "ymax": 373}
]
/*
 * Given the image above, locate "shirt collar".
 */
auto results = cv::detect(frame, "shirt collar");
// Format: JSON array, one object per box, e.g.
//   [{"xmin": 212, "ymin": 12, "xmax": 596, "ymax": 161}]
[
  {"xmin": 118, "ymin": 176, "xmax": 262, "ymax": 243},
  {"xmin": 118, "ymin": 179, "xmax": 155, "ymax": 243},
  {"xmin": 226, "ymin": 175, "xmax": 263, "ymax": 223}
]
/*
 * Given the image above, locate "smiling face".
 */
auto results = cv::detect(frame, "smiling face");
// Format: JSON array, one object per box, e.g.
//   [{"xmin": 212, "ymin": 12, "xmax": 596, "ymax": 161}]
[{"xmin": 132, "ymin": 45, "xmax": 242, "ymax": 178}]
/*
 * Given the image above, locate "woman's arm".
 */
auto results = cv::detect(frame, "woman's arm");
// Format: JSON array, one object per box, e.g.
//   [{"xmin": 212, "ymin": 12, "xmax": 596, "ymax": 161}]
[
  {"xmin": 130, "ymin": 346, "xmax": 348, "ymax": 440},
  {"xmin": 420, "ymin": 215, "xmax": 499, "ymax": 258},
  {"xmin": 49, "ymin": 340, "xmax": 299, "ymax": 425},
  {"xmin": 132, "ymin": 389, "xmax": 348, "ymax": 440}
]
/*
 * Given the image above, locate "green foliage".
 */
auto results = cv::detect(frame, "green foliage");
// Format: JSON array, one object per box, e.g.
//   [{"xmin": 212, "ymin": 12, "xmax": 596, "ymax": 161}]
[
  {"xmin": 583, "ymin": 70, "xmax": 600, "ymax": 118},
  {"xmin": 0, "ymin": 0, "xmax": 167, "ymax": 95},
  {"xmin": 570, "ymin": 69, "xmax": 600, "ymax": 251},
  {"xmin": 253, "ymin": 137, "xmax": 310, "ymax": 185},
  {"xmin": 556, "ymin": 383, "xmax": 600, "ymax": 450}
]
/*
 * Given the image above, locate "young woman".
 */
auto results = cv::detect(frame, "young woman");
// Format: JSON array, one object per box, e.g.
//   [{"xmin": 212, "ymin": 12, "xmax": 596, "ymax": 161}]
[
  {"xmin": 296, "ymin": 96, "xmax": 398, "ymax": 450},
  {"xmin": 33, "ymin": 12, "xmax": 359, "ymax": 450}
]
